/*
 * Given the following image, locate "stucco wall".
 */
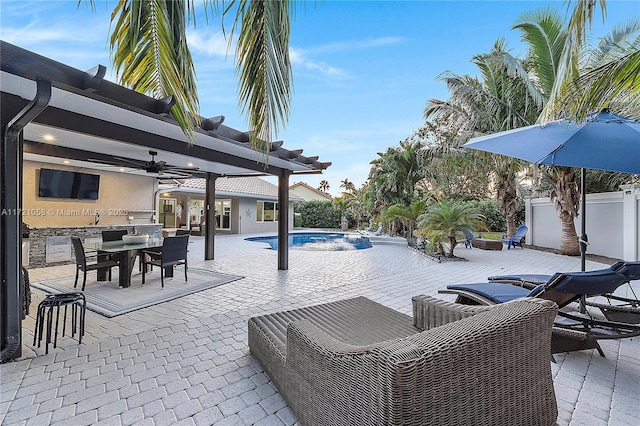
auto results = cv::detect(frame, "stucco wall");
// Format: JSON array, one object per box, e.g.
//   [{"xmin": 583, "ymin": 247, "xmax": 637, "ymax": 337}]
[
  {"xmin": 290, "ymin": 185, "xmax": 331, "ymax": 201},
  {"xmin": 23, "ymin": 161, "xmax": 157, "ymax": 227},
  {"xmin": 527, "ymin": 191, "xmax": 624, "ymax": 259},
  {"xmin": 237, "ymin": 198, "xmax": 294, "ymax": 234}
]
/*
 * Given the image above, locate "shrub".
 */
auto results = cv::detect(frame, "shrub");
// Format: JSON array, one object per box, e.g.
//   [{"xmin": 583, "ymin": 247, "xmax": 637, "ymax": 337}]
[
  {"xmin": 465, "ymin": 198, "xmax": 526, "ymax": 233},
  {"xmin": 464, "ymin": 199, "xmax": 503, "ymax": 232},
  {"xmin": 295, "ymin": 200, "xmax": 342, "ymax": 228}
]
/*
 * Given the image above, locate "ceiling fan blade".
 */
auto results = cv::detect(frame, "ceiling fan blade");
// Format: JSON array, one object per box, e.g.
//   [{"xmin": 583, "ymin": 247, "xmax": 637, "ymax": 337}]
[
  {"xmin": 113, "ymin": 156, "xmax": 148, "ymax": 167},
  {"xmin": 148, "ymin": 169, "xmax": 193, "ymax": 178},
  {"xmin": 164, "ymin": 165, "xmax": 200, "ymax": 173}
]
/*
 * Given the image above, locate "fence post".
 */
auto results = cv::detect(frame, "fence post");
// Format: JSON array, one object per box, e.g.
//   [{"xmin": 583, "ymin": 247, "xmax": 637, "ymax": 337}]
[
  {"xmin": 525, "ymin": 196, "xmax": 533, "ymax": 246},
  {"xmin": 621, "ymin": 184, "xmax": 640, "ymax": 261}
]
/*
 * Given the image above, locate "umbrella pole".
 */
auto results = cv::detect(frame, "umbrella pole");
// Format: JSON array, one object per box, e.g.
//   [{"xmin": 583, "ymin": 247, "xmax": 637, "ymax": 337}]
[
  {"xmin": 580, "ymin": 168, "xmax": 588, "ymax": 272},
  {"xmin": 579, "ymin": 168, "xmax": 588, "ymax": 313},
  {"xmin": 578, "ymin": 169, "xmax": 589, "ymax": 271}
]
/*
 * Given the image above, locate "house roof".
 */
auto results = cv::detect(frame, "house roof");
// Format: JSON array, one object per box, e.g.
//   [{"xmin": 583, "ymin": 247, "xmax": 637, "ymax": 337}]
[
  {"xmin": 289, "ymin": 181, "xmax": 333, "ymax": 200},
  {"xmin": 167, "ymin": 177, "xmax": 304, "ymax": 201},
  {"xmin": 1, "ymin": 41, "xmax": 331, "ymax": 178}
]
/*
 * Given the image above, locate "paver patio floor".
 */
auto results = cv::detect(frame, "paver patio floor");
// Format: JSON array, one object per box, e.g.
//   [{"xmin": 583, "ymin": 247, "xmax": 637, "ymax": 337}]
[{"xmin": 1, "ymin": 233, "xmax": 639, "ymax": 425}]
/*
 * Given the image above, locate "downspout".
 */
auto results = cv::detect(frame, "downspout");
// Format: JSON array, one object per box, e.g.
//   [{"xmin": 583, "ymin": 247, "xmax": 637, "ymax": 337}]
[{"xmin": 1, "ymin": 79, "xmax": 51, "ymax": 362}]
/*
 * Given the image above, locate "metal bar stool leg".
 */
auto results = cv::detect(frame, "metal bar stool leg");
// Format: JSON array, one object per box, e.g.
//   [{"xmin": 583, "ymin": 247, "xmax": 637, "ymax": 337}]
[
  {"xmin": 34, "ymin": 301, "xmax": 44, "ymax": 346},
  {"xmin": 53, "ymin": 302, "xmax": 62, "ymax": 349},
  {"xmin": 45, "ymin": 304, "xmax": 54, "ymax": 354}
]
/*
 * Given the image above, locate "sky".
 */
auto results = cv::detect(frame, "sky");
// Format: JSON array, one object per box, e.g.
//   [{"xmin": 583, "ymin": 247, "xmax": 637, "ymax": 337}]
[{"xmin": 1, "ymin": 0, "xmax": 638, "ymax": 196}]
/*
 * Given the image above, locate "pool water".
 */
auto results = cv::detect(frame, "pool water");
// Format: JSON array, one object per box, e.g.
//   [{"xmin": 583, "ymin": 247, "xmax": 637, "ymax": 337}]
[{"xmin": 246, "ymin": 232, "xmax": 372, "ymax": 251}]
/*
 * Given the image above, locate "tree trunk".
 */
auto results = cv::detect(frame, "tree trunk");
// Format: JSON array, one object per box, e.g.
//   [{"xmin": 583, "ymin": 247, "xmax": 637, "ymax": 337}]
[
  {"xmin": 505, "ymin": 212, "xmax": 516, "ymax": 238},
  {"xmin": 550, "ymin": 166, "xmax": 580, "ymax": 256},
  {"xmin": 497, "ymin": 172, "xmax": 518, "ymax": 237},
  {"xmin": 559, "ymin": 212, "xmax": 580, "ymax": 255},
  {"xmin": 448, "ymin": 235, "xmax": 457, "ymax": 257}
]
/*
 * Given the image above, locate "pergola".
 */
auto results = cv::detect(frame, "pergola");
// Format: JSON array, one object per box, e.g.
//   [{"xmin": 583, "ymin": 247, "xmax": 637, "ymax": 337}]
[{"xmin": 0, "ymin": 41, "xmax": 329, "ymax": 362}]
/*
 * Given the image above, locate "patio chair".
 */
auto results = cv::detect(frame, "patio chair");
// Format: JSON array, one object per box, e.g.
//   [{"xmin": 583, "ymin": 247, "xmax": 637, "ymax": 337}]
[
  {"xmin": 102, "ymin": 229, "xmax": 128, "ymax": 242},
  {"xmin": 439, "ymin": 268, "xmax": 640, "ymax": 356},
  {"xmin": 71, "ymin": 237, "xmax": 119, "ymax": 291},
  {"xmin": 248, "ymin": 295, "xmax": 558, "ymax": 425},
  {"xmin": 463, "ymin": 230, "xmax": 474, "ymax": 249},
  {"xmin": 141, "ymin": 235, "xmax": 188, "ymax": 287},
  {"xmin": 102, "ymin": 229, "xmax": 128, "ymax": 262},
  {"xmin": 488, "ymin": 261, "xmax": 640, "ymax": 323},
  {"xmin": 501, "ymin": 224, "xmax": 527, "ymax": 249}
]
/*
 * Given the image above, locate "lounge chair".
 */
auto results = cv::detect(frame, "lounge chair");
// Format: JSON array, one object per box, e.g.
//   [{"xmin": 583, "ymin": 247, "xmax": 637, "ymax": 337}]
[
  {"xmin": 501, "ymin": 224, "xmax": 528, "ymax": 249},
  {"xmin": 488, "ymin": 261, "xmax": 640, "ymax": 323},
  {"xmin": 248, "ymin": 295, "xmax": 558, "ymax": 425},
  {"xmin": 439, "ymin": 268, "xmax": 640, "ymax": 356}
]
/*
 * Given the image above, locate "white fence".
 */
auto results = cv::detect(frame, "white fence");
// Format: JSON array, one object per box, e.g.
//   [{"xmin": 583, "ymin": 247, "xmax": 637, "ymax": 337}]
[{"xmin": 525, "ymin": 184, "xmax": 640, "ymax": 261}]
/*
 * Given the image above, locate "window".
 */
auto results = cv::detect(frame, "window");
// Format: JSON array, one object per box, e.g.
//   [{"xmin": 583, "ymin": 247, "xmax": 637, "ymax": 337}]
[{"xmin": 257, "ymin": 201, "xmax": 278, "ymax": 222}]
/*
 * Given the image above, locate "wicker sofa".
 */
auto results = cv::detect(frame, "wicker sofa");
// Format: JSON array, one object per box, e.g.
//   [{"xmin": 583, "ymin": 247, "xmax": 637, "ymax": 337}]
[{"xmin": 248, "ymin": 295, "xmax": 558, "ymax": 426}]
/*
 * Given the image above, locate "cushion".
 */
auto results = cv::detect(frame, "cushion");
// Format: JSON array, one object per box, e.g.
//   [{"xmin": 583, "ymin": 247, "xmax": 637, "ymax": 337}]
[{"xmin": 447, "ymin": 283, "xmax": 530, "ymax": 303}]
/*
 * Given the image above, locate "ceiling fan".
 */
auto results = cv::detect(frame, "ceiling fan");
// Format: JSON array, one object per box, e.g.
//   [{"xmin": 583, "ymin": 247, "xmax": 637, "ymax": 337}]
[{"xmin": 91, "ymin": 151, "xmax": 199, "ymax": 177}]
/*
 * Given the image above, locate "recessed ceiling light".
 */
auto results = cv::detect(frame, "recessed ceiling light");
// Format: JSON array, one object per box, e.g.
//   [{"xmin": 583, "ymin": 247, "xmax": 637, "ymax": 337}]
[
  {"xmin": 187, "ymin": 162, "xmax": 194, "ymax": 167},
  {"xmin": 43, "ymin": 134, "xmax": 55, "ymax": 141},
  {"xmin": 119, "ymin": 168, "xmax": 126, "ymax": 172},
  {"xmin": 63, "ymin": 160, "xmax": 70, "ymax": 164}
]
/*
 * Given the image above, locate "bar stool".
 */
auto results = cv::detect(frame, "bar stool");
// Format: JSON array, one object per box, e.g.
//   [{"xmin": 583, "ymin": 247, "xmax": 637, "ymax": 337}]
[{"xmin": 33, "ymin": 292, "xmax": 86, "ymax": 354}]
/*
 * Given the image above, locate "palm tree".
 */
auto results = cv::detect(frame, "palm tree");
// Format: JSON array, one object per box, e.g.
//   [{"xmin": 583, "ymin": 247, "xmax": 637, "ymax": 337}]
[
  {"xmin": 512, "ymin": 7, "xmax": 582, "ymax": 254},
  {"xmin": 385, "ymin": 197, "xmax": 432, "ymax": 242},
  {"xmin": 368, "ymin": 140, "xmax": 428, "ymax": 208},
  {"xmin": 98, "ymin": 0, "xmax": 294, "ymax": 153},
  {"xmin": 425, "ymin": 40, "xmax": 540, "ymax": 237},
  {"xmin": 417, "ymin": 199, "xmax": 486, "ymax": 258},
  {"xmin": 340, "ymin": 179, "xmax": 356, "ymax": 195},
  {"xmin": 332, "ymin": 197, "xmax": 349, "ymax": 231},
  {"xmin": 318, "ymin": 180, "xmax": 330, "ymax": 193},
  {"xmin": 513, "ymin": 6, "xmax": 640, "ymax": 255}
]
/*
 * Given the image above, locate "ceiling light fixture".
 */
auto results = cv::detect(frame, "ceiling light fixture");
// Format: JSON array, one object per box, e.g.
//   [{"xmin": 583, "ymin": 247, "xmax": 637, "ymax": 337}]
[{"xmin": 43, "ymin": 134, "xmax": 55, "ymax": 141}]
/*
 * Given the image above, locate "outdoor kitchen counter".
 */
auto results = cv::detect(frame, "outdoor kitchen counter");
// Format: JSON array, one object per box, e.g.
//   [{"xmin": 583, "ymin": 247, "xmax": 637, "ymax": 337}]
[{"xmin": 26, "ymin": 224, "xmax": 162, "ymax": 268}]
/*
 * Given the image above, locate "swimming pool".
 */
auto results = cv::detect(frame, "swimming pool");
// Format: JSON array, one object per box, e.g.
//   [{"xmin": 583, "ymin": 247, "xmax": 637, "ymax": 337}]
[{"xmin": 245, "ymin": 232, "xmax": 373, "ymax": 251}]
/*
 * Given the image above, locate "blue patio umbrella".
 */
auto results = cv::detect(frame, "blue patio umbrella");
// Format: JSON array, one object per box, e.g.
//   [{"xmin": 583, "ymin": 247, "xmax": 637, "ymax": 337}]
[{"xmin": 464, "ymin": 110, "xmax": 640, "ymax": 270}]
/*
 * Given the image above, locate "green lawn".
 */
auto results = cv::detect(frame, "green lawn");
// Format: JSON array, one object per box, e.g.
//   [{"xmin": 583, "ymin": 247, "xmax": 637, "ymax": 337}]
[{"xmin": 476, "ymin": 232, "xmax": 503, "ymax": 240}]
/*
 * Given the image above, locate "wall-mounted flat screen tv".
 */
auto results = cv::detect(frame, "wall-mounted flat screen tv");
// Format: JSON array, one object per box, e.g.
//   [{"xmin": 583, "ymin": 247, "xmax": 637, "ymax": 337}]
[{"xmin": 38, "ymin": 168, "xmax": 100, "ymax": 200}]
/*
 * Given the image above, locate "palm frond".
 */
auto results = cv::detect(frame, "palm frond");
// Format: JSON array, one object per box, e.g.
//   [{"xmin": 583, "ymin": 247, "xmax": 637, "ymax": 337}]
[
  {"xmin": 558, "ymin": 50, "xmax": 640, "ymax": 120},
  {"xmin": 513, "ymin": 7, "xmax": 566, "ymax": 97},
  {"xmin": 231, "ymin": 0, "xmax": 294, "ymax": 158},
  {"xmin": 540, "ymin": 0, "xmax": 607, "ymax": 123},
  {"xmin": 110, "ymin": 0, "xmax": 200, "ymax": 142}
]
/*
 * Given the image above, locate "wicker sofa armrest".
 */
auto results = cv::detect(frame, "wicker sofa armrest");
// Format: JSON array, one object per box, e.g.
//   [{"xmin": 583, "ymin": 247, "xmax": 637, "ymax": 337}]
[
  {"xmin": 284, "ymin": 298, "xmax": 559, "ymax": 426},
  {"xmin": 285, "ymin": 319, "xmax": 424, "ymax": 425},
  {"xmin": 412, "ymin": 294, "xmax": 493, "ymax": 330},
  {"xmin": 407, "ymin": 297, "xmax": 559, "ymax": 425}
]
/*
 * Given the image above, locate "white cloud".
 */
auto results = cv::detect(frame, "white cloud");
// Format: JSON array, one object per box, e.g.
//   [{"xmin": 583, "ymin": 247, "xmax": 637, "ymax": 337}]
[
  {"xmin": 304, "ymin": 37, "xmax": 407, "ymax": 55},
  {"xmin": 288, "ymin": 36, "xmax": 406, "ymax": 81},
  {"xmin": 188, "ymin": 30, "xmax": 231, "ymax": 57},
  {"xmin": 290, "ymin": 47, "xmax": 351, "ymax": 80}
]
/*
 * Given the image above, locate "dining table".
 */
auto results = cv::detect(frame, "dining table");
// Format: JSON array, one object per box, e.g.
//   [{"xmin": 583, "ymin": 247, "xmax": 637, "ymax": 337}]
[{"xmin": 85, "ymin": 237, "xmax": 170, "ymax": 288}]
